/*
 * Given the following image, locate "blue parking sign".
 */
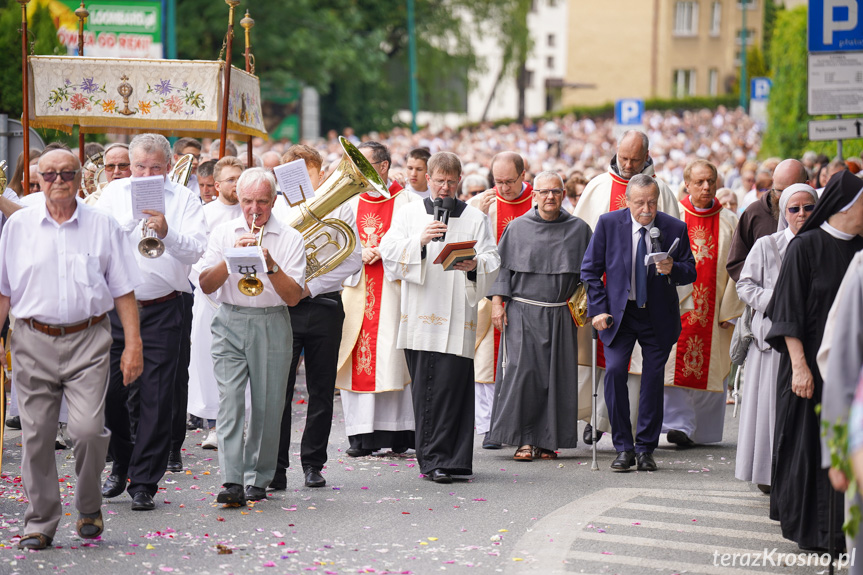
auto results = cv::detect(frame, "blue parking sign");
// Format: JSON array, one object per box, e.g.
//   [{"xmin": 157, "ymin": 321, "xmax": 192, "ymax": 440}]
[
  {"xmin": 615, "ymin": 99, "xmax": 644, "ymax": 126},
  {"xmin": 750, "ymin": 78, "xmax": 772, "ymax": 100},
  {"xmin": 809, "ymin": 0, "xmax": 863, "ymax": 52}
]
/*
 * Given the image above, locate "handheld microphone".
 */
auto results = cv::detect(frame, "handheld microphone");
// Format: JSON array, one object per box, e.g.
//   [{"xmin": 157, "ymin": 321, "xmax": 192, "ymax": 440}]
[
  {"xmin": 649, "ymin": 227, "xmax": 662, "ymax": 253},
  {"xmin": 432, "ymin": 197, "xmax": 455, "ymax": 242}
]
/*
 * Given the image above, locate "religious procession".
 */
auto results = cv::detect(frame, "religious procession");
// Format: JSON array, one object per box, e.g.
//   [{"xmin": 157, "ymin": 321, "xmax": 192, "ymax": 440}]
[{"xmin": 1, "ymin": 1, "xmax": 862, "ymax": 574}]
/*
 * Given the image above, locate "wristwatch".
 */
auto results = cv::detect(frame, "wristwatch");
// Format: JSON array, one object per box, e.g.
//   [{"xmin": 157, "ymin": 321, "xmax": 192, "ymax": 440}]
[{"xmin": 267, "ymin": 264, "xmax": 279, "ymax": 275}]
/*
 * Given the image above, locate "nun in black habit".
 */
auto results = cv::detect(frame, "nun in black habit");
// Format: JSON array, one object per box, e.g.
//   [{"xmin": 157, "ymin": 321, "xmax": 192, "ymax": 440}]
[{"xmin": 766, "ymin": 170, "xmax": 863, "ymax": 551}]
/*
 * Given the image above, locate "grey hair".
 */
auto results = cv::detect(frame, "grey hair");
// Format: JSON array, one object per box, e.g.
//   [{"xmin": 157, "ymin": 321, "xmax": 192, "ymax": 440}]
[
  {"xmin": 129, "ymin": 133, "xmax": 172, "ymax": 166},
  {"xmin": 462, "ymin": 174, "xmax": 488, "ymax": 190},
  {"xmin": 625, "ymin": 173, "xmax": 659, "ymax": 199},
  {"xmin": 619, "ymin": 130, "xmax": 649, "ymax": 151},
  {"xmin": 104, "ymin": 142, "xmax": 129, "ymax": 153},
  {"xmin": 236, "ymin": 167, "xmax": 276, "ymax": 201},
  {"xmin": 533, "ymin": 170, "xmax": 564, "ymax": 189}
]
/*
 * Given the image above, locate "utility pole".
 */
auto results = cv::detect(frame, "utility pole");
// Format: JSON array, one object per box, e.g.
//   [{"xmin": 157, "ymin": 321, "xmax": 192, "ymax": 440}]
[{"xmin": 740, "ymin": 0, "xmax": 748, "ymax": 112}]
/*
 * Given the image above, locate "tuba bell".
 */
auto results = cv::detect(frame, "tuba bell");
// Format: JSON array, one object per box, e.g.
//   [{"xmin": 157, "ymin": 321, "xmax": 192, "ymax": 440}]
[
  {"xmin": 81, "ymin": 152, "xmax": 103, "ymax": 198},
  {"xmin": 0, "ymin": 160, "xmax": 7, "ymax": 191},
  {"xmin": 289, "ymin": 137, "xmax": 390, "ymax": 281}
]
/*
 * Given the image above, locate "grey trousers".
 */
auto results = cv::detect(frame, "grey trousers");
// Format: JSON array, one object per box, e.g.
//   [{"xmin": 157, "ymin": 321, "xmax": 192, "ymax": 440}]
[
  {"xmin": 211, "ymin": 304, "xmax": 292, "ymax": 488},
  {"xmin": 12, "ymin": 319, "xmax": 112, "ymax": 538}
]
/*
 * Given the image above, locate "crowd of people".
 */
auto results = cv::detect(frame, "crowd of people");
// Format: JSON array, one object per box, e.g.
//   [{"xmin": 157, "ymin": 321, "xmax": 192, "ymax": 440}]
[{"xmin": 1, "ymin": 107, "xmax": 863, "ymax": 569}]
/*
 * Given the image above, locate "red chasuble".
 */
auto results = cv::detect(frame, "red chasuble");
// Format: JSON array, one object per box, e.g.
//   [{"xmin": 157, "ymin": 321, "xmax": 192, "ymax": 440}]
[
  {"xmin": 350, "ymin": 188, "xmax": 402, "ymax": 391},
  {"xmin": 673, "ymin": 196, "xmax": 723, "ymax": 390},
  {"xmin": 491, "ymin": 183, "xmax": 533, "ymax": 379},
  {"xmin": 608, "ymin": 171, "xmax": 630, "ymax": 212}
]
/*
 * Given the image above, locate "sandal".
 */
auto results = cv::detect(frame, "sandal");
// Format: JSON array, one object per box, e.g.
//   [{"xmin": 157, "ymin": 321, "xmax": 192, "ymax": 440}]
[
  {"xmin": 18, "ymin": 533, "xmax": 52, "ymax": 550},
  {"xmin": 538, "ymin": 448, "xmax": 558, "ymax": 460},
  {"xmin": 76, "ymin": 510, "xmax": 104, "ymax": 539},
  {"xmin": 513, "ymin": 445, "xmax": 534, "ymax": 461}
]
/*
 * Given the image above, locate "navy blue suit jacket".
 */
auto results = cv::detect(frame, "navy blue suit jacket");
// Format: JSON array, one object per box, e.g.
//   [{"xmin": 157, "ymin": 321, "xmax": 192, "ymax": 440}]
[{"xmin": 580, "ymin": 209, "xmax": 697, "ymax": 351}]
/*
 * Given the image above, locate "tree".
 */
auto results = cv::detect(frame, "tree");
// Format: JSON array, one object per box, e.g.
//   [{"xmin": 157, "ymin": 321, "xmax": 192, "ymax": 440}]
[
  {"xmin": 0, "ymin": 0, "xmax": 65, "ymax": 119},
  {"xmin": 175, "ymin": 0, "xmax": 531, "ymax": 135},
  {"xmin": 761, "ymin": 6, "xmax": 862, "ymax": 158}
]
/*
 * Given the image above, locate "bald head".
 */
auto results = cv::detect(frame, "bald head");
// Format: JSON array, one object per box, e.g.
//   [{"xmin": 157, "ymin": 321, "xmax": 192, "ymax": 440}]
[
  {"xmin": 772, "ymin": 159, "xmax": 810, "ymax": 194},
  {"xmin": 617, "ymin": 131, "xmax": 650, "ymax": 179},
  {"xmin": 261, "ymin": 151, "xmax": 281, "ymax": 171}
]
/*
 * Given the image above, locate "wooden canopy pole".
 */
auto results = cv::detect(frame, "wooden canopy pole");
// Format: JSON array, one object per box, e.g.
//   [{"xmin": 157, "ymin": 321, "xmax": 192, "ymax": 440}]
[
  {"xmin": 219, "ymin": 0, "xmax": 240, "ymax": 159},
  {"xmin": 18, "ymin": 0, "xmax": 30, "ymax": 194},
  {"xmin": 241, "ymin": 10, "xmax": 254, "ymax": 167}
]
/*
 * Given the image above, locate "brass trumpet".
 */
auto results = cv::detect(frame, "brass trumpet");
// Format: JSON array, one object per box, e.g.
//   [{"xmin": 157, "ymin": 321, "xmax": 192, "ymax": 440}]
[
  {"xmin": 237, "ymin": 213, "xmax": 265, "ymax": 296},
  {"xmin": 138, "ymin": 218, "xmax": 165, "ymax": 258}
]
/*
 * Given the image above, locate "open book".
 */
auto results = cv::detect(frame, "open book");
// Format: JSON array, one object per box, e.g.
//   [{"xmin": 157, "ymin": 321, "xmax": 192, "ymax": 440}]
[{"xmin": 433, "ymin": 240, "xmax": 477, "ymax": 271}]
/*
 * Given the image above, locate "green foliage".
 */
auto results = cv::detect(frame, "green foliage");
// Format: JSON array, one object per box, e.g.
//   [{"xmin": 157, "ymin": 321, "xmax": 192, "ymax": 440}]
[
  {"xmin": 817, "ymin": 404, "xmax": 862, "ymax": 539},
  {"xmin": 732, "ymin": 46, "xmax": 769, "ymax": 96},
  {"xmin": 762, "ymin": 6, "xmax": 863, "ymax": 159},
  {"xmin": 762, "ymin": 0, "xmax": 779, "ymax": 68},
  {"xmin": 175, "ymin": 0, "xmax": 531, "ymax": 135},
  {"xmin": 0, "ymin": 0, "xmax": 65, "ymax": 119}
]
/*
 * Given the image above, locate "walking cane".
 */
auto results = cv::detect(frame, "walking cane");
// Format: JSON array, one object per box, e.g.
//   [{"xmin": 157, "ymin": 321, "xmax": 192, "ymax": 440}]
[{"xmin": 591, "ymin": 316, "xmax": 612, "ymax": 472}]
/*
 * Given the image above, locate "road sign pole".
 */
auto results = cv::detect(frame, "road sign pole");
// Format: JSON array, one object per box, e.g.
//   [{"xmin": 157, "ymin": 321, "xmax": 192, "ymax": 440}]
[{"xmin": 837, "ymin": 115, "xmax": 844, "ymax": 158}]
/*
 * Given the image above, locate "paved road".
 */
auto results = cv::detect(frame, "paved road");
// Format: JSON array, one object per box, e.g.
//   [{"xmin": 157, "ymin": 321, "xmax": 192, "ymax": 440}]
[{"xmin": 0, "ymin": 372, "xmax": 843, "ymax": 575}]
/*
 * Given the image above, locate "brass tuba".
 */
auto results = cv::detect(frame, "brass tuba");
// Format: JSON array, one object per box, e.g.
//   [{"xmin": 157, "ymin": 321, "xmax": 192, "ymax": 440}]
[
  {"xmin": 81, "ymin": 152, "xmax": 104, "ymax": 198},
  {"xmin": 289, "ymin": 137, "xmax": 390, "ymax": 281},
  {"xmin": 169, "ymin": 153, "xmax": 195, "ymax": 187},
  {"xmin": 0, "ymin": 160, "xmax": 7, "ymax": 190}
]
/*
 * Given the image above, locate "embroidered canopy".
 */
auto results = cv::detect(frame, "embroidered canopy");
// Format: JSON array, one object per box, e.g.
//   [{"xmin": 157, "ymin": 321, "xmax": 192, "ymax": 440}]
[{"xmin": 27, "ymin": 56, "xmax": 267, "ymax": 139}]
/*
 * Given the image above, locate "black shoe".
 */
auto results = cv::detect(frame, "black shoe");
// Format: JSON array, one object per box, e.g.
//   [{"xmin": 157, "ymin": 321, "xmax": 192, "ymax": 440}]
[
  {"xmin": 187, "ymin": 415, "xmax": 203, "ymax": 430},
  {"xmin": 430, "ymin": 469, "xmax": 452, "ymax": 484},
  {"xmin": 757, "ymin": 484, "xmax": 771, "ymax": 494},
  {"xmin": 101, "ymin": 474, "xmax": 128, "ymax": 498},
  {"xmin": 610, "ymin": 450, "xmax": 636, "ymax": 471},
  {"xmin": 269, "ymin": 472, "xmax": 287, "ymax": 491},
  {"xmin": 217, "ymin": 483, "xmax": 246, "ymax": 505},
  {"xmin": 245, "ymin": 485, "xmax": 267, "ymax": 501},
  {"xmin": 666, "ymin": 429, "xmax": 695, "ymax": 447},
  {"xmin": 304, "ymin": 468, "xmax": 326, "ymax": 488},
  {"xmin": 6, "ymin": 415, "xmax": 21, "ymax": 430},
  {"xmin": 131, "ymin": 491, "xmax": 155, "ymax": 511},
  {"xmin": 583, "ymin": 423, "xmax": 603, "ymax": 445},
  {"xmin": 636, "ymin": 452, "xmax": 657, "ymax": 471},
  {"xmin": 166, "ymin": 451, "xmax": 183, "ymax": 473},
  {"xmin": 346, "ymin": 447, "xmax": 373, "ymax": 457},
  {"xmin": 482, "ymin": 433, "xmax": 502, "ymax": 450}
]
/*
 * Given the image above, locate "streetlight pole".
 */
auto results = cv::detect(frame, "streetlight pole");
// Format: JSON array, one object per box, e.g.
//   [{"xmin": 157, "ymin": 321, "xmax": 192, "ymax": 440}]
[
  {"xmin": 740, "ymin": 0, "xmax": 748, "ymax": 112},
  {"xmin": 407, "ymin": 0, "xmax": 418, "ymax": 133}
]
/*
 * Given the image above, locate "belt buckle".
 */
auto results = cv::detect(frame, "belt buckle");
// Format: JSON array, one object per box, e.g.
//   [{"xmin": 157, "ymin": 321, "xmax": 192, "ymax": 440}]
[{"xmin": 59, "ymin": 325, "xmax": 67, "ymax": 336}]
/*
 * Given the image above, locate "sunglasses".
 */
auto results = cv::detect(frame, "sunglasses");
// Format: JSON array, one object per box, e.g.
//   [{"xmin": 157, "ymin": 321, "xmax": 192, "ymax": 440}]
[
  {"xmin": 104, "ymin": 163, "xmax": 131, "ymax": 172},
  {"xmin": 787, "ymin": 204, "xmax": 815, "ymax": 214},
  {"xmin": 39, "ymin": 170, "xmax": 79, "ymax": 183}
]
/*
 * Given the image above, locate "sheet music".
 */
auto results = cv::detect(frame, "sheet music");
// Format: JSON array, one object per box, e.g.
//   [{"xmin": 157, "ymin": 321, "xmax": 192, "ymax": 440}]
[
  {"xmin": 273, "ymin": 159, "xmax": 314, "ymax": 206},
  {"xmin": 224, "ymin": 246, "xmax": 267, "ymax": 276},
  {"xmin": 131, "ymin": 175, "xmax": 166, "ymax": 220},
  {"xmin": 644, "ymin": 237, "xmax": 680, "ymax": 266}
]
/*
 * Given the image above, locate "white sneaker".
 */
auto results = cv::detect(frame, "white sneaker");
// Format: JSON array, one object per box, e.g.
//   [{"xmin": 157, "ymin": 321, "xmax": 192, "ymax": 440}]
[{"xmin": 202, "ymin": 428, "xmax": 218, "ymax": 450}]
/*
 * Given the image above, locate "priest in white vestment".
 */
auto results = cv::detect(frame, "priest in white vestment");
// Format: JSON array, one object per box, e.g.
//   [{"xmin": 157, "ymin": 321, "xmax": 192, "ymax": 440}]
[
  {"xmin": 572, "ymin": 130, "xmax": 682, "ymax": 443},
  {"xmin": 187, "ymin": 157, "xmax": 245, "ymax": 449},
  {"xmin": 380, "ymin": 152, "xmax": 500, "ymax": 484}
]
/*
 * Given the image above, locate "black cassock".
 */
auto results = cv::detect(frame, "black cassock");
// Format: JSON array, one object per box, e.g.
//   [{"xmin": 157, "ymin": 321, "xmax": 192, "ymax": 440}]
[{"xmin": 766, "ymin": 227, "xmax": 863, "ymax": 551}]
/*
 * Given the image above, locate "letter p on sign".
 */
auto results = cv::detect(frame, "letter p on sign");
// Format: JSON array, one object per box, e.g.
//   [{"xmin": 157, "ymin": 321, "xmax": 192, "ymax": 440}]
[
  {"xmin": 615, "ymin": 99, "xmax": 644, "ymax": 126},
  {"xmin": 824, "ymin": 0, "xmax": 858, "ymax": 44}
]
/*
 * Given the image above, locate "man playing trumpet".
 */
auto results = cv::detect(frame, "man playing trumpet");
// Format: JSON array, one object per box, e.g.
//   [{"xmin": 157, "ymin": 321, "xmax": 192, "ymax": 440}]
[{"xmin": 199, "ymin": 168, "xmax": 306, "ymax": 505}]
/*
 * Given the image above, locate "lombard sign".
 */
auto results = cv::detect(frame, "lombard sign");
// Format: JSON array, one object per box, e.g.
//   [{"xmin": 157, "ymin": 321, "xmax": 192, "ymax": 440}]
[
  {"xmin": 35, "ymin": 0, "xmax": 163, "ymax": 59},
  {"xmin": 809, "ymin": 0, "xmax": 863, "ymax": 52}
]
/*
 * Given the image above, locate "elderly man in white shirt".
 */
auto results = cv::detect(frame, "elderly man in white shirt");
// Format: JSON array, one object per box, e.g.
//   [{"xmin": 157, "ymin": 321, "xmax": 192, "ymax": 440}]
[
  {"xmin": 95, "ymin": 133, "xmax": 207, "ymax": 511},
  {"xmin": 0, "ymin": 149, "xmax": 143, "ymax": 549},
  {"xmin": 199, "ymin": 168, "xmax": 306, "ymax": 505}
]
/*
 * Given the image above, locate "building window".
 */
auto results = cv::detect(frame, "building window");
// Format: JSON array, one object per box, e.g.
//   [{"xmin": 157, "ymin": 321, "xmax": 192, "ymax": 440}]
[
  {"xmin": 735, "ymin": 28, "xmax": 756, "ymax": 45},
  {"xmin": 710, "ymin": 2, "xmax": 721, "ymax": 36},
  {"xmin": 673, "ymin": 69, "xmax": 697, "ymax": 98},
  {"xmin": 708, "ymin": 68, "xmax": 719, "ymax": 96},
  {"xmin": 737, "ymin": 0, "xmax": 756, "ymax": 9},
  {"xmin": 547, "ymin": 56, "xmax": 555, "ymax": 69},
  {"xmin": 673, "ymin": 1, "xmax": 699, "ymax": 37},
  {"xmin": 530, "ymin": 0, "xmax": 538, "ymax": 13},
  {"xmin": 547, "ymin": 33, "xmax": 556, "ymax": 47},
  {"xmin": 524, "ymin": 69, "xmax": 534, "ymax": 89}
]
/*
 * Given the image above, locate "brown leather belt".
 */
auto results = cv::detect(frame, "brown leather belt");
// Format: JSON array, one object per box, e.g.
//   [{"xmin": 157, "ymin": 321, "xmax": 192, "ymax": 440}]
[
  {"xmin": 24, "ymin": 314, "xmax": 106, "ymax": 337},
  {"xmin": 138, "ymin": 290, "xmax": 181, "ymax": 308}
]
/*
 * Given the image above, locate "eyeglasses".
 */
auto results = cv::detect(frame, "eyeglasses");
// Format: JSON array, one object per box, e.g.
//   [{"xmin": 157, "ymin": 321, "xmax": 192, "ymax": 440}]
[
  {"xmin": 494, "ymin": 178, "xmax": 519, "ymax": 187},
  {"xmin": 39, "ymin": 170, "xmax": 79, "ymax": 183},
  {"xmin": 431, "ymin": 178, "xmax": 458, "ymax": 188},
  {"xmin": 104, "ymin": 163, "xmax": 131, "ymax": 172},
  {"xmin": 218, "ymin": 177, "xmax": 239, "ymax": 185},
  {"xmin": 28, "ymin": 182, "xmax": 41, "ymax": 190},
  {"xmin": 787, "ymin": 204, "xmax": 815, "ymax": 214},
  {"xmin": 535, "ymin": 188, "xmax": 564, "ymax": 197}
]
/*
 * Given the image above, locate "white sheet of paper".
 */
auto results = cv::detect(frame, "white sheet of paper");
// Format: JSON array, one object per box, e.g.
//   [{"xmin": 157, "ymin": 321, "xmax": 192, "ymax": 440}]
[
  {"xmin": 644, "ymin": 237, "xmax": 680, "ymax": 266},
  {"xmin": 130, "ymin": 175, "xmax": 166, "ymax": 220},
  {"xmin": 225, "ymin": 246, "xmax": 267, "ymax": 276},
  {"xmin": 273, "ymin": 159, "xmax": 314, "ymax": 207}
]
